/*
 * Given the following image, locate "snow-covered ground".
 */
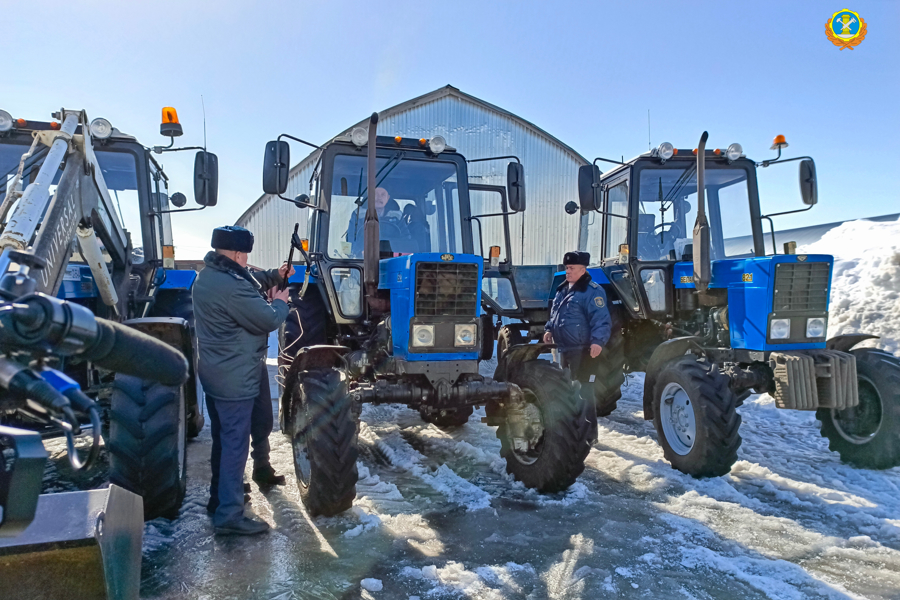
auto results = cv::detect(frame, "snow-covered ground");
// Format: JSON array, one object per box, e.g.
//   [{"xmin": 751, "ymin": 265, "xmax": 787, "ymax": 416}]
[
  {"xmin": 799, "ymin": 215, "xmax": 900, "ymax": 357},
  {"xmin": 35, "ymin": 216, "xmax": 900, "ymax": 598}
]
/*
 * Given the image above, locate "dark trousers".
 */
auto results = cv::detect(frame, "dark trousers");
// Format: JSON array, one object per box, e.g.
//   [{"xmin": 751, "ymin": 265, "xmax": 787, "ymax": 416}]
[
  {"xmin": 209, "ymin": 362, "xmax": 274, "ymax": 512},
  {"xmin": 561, "ymin": 349, "xmax": 600, "ymax": 428},
  {"xmin": 207, "ymin": 395, "xmax": 253, "ymax": 526}
]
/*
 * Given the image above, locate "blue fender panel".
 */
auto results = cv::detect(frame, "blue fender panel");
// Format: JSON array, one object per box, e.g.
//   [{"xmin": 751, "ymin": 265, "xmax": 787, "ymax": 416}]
[{"xmin": 158, "ymin": 269, "xmax": 197, "ymax": 291}]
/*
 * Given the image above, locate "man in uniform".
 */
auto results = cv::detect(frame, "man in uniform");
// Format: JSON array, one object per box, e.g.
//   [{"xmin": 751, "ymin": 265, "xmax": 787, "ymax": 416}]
[
  {"xmin": 543, "ymin": 251, "xmax": 612, "ymax": 410},
  {"xmin": 194, "ymin": 226, "xmax": 290, "ymax": 535}
]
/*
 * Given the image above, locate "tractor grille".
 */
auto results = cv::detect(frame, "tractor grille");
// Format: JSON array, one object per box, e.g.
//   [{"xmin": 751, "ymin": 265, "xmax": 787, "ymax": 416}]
[
  {"xmin": 772, "ymin": 262, "xmax": 829, "ymax": 312},
  {"xmin": 415, "ymin": 262, "xmax": 479, "ymax": 316}
]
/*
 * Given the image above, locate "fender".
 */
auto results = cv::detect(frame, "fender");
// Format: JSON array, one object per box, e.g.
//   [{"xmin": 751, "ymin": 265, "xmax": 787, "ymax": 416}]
[
  {"xmin": 826, "ymin": 334, "xmax": 879, "ymax": 353},
  {"xmin": 642, "ymin": 336, "xmax": 704, "ymax": 420},
  {"xmin": 495, "ymin": 342, "xmax": 553, "ymax": 382},
  {"xmin": 292, "ymin": 345, "xmax": 350, "ymax": 373}
]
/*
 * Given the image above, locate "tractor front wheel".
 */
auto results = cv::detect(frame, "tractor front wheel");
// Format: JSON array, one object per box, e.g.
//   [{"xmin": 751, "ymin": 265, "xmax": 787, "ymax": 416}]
[
  {"xmin": 289, "ymin": 367, "xmax": 358, "ymax": 517},
  {"xmin": 817, "ymin": 348, "xmax": 900, "ymax": 469},
  {"xmin": 497, "ymin": 359, "xmax": 593, "ymax": 492},
  {"xmin": 652, "ymin": 357, "xmax": 741, "ymax": 477}
]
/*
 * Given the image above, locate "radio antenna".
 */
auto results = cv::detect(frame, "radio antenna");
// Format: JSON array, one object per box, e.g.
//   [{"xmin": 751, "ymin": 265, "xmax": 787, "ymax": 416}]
[{"xmin": 647, "ymin": 109, "xmax": 651, "ymax": 150}]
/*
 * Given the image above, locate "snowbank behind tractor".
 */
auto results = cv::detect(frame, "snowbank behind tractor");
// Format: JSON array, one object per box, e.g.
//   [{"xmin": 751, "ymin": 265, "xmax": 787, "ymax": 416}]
[
  {"xmin": 263, "ymin": 114, "xmax": 594, "ymax": 516},
  {"xmin": 543, "ymin": 132, "xmax": 900, "ymax": 476}
]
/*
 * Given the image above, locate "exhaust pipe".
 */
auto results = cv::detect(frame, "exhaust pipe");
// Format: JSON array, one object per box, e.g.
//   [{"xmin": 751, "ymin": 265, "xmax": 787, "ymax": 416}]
[
  {"xmin": 692, "ymin": 131, "xmax": 711, "ymax": 292},
  {"xmin": 362, "ymin": 113, "xmax": 381, "ymax": 310}
]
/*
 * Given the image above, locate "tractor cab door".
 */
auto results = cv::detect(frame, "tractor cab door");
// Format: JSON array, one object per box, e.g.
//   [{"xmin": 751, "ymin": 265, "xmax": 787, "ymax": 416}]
[
  {"xmin": 468, "ymin": 184, "xmax": 523, "ymax": 318},
  {"xmin": 598, "ymin": 175, "xmax": 645, "ymax": 318}
]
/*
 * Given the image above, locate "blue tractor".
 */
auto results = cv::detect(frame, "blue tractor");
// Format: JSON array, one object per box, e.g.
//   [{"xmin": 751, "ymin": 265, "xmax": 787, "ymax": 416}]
[
  {"xmin": 262, "ymin": 114, "xmax": 594, "ymax": 516},
  {"xmin": 558, "ymin": 132, "xmax": 900, "ymax": 476}
]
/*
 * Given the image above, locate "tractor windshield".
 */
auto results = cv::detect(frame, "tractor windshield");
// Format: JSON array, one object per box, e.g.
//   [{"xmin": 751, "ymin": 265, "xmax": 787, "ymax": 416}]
[
  {"xmin": 635, "ymin": 164, "xmax": 755, "ymax": 261},
  {"xmin": 327, "ymin": 154, "xmax": 463, "ymax": 259}
]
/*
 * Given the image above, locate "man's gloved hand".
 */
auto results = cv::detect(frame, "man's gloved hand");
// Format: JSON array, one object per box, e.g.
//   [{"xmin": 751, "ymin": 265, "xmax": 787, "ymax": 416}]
[
  {"xmin": 279, "ymin": 263, "xmax": 296, "ymax": 280},
  {"xmin": 543, "ymin": 331, "xmax": 553, "ymax": 344},
  {"xmin": 590, "ymin": 344, "xmax": 603, "ymax": 358}
]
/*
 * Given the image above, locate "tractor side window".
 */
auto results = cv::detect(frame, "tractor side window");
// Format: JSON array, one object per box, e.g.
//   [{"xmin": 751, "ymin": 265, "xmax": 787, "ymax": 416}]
[
  {"xmin": 640, "ymin": 268, "xmax": 667, "ymax": 312},
  {"xmin": 331, "ymin": 267, "xmax": 362, "ymax": 317},
  {"xmin": 95, "ymin": 150, "xmax": 142, "ymax": 263},
  {"xmin": 468, "ymin": 188, "xmax": 508, "ymax": 262},
  {"xmin": 604, "ymin": 181, "xmax": 629, "ymax": 262},
  {"xmin": 582, "ymin": 211, "xmax": 602, "ymax": 265}
]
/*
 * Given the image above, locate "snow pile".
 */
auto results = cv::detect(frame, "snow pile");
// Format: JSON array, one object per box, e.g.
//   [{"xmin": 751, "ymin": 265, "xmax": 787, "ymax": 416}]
[
  {"xmin": 359, "ymin": 578, "xmax": 383, "ymax": 592},
  {"xmin": 799, "ymin": 216, "xmax": 900, "ymax": 356}
]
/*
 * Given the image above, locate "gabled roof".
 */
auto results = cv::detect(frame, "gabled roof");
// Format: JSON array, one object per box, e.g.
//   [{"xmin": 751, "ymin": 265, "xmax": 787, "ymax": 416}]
[{"xmin": 237, "ymin": 85, "xmax": 587, "ymax": 225}]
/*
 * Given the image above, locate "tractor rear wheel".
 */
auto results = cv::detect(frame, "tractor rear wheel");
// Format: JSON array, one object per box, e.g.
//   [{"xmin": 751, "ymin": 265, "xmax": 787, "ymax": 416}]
[
  {"xmin": 290, "ymin": 368, "xmax": 358, "ymax": 517},
  {"xmin": 652, "ymin": 357, "xmax": 741, "ymax": 477},
  {"xmin": 420, "ymin": 406, "xmax": 474, "ymax": 428},
  {"xmin": 817, "ymin": 348, "xmax": 900, "ymax": 469},
  {"xmin": 497, "ymin": 326, "xmax": 525, "ymax": 361},
  {"xmin": 496, "ymin": 359, "xmax": 593, "ymax": 492},
  {"xmin": 593, "ymin": 326, "xmax": 625, "ymax": 417},
  {"xmin": 108, "ymin": 375, "xmax": 187, "ymax": 520}
]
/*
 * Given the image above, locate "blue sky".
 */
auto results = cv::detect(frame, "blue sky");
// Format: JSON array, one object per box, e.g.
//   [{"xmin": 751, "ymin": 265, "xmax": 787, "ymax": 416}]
[{"xmin": 4, "ymin": 1, "xmax": 897, "ymax": 259}]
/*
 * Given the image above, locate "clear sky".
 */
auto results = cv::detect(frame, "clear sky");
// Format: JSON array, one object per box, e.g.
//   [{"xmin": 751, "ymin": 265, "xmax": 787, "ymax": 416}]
[{"xmin": 4, "ymin": 1, "xmax": 898, "ymax": 259}]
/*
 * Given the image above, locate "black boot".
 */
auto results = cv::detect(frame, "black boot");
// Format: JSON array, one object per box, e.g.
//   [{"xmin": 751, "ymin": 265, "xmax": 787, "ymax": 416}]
[{"xmin": 252, "ymin": 464, "xmax": 286, "ymax": 486}]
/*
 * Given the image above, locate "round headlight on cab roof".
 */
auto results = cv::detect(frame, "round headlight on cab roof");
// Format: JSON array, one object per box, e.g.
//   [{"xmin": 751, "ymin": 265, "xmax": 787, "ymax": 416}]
[
  {"xmin": 89, "ymin": 118, "xmax": 113, "ymax": 140},
  {"xmin": 350, "ymin": 127, "xmax": 368, "ymax": 148},
  {"xmin": 657, "ymin": 142, "xmax": 675, "ymax": 162},
  {"xmin": 0, "ymin": 110, "xmax": 13, "ymax": 133},
  {"xmin": 428, "ymin": 135, "xmax": 446, "ymax": 155},
  {"xmin": 726, "ymin": 143, "xmax": 743, "ymax": 162}
]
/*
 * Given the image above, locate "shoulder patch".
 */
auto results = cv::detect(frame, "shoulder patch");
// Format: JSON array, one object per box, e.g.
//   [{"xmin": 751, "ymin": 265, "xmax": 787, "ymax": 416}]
[
  {"xmin": 594, "ymin": 296, "xmax": 605, "ymax": 308},
  {"xmin": 589, "ymin": 281, "xmax": 600, "ymax": 288}
]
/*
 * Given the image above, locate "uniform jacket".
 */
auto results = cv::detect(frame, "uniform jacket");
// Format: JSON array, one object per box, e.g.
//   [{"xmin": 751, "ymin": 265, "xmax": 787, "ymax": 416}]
[
  {"xmin": 193, "ymin": 251, "xmax": 289, "ymax": 401},
  {"xmin": 545, "ymin": 273, "xmax": 612, "ymax": 352}
]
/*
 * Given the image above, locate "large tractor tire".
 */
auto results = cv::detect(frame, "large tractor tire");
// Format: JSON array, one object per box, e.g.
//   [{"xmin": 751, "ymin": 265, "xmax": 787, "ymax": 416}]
[
  {"xmin": 289, "ymin": 368, "xmax": 358, "ymax": 517},
  {"xmin": 497, "ymin": 359, "xmax": 593, "ymax": 492},
  {"xmin": 497, "ymin": 326, "xmax": 525, "ymax": 361},
  {"xmin": 652, "ymin": 357, "xmax": 741, "ymax": 477},
  {"xmin": 108, "ymin": 374, "xmax": 187, "ymax": 520},
  {"xmin": 420, "ymin": 406, "xmax": 474, "ymax": 428},
  {"xmin": 593, "ymin": 326, "xmax": 626, "ymax": 417},
  {"xmin": 817, "ymin": 348, "xmax": 900, "ymax": 469}
]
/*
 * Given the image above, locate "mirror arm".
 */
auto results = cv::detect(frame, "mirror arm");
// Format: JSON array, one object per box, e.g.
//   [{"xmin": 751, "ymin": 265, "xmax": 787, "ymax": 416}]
[
  {"xmin": 153, "ymin": 143, "xmax": 205, "ymax": 155},
  {"xmin": 150, "ymin": 205, "xmax": 208, "ymax": 216},
  {"xmin": 467, "ymin": 155, "xmax": 521, "ymax": 164},
  {"xmin": 593, "ymin": 156, "xmax": 626, "ymax": 167},
  {"xmin": 278, "ymin": 133, "xmax": 321, "ymax": 150},
  {"xmin": 468, "ymin": 211, "xmax": 517, "ymax": 218},
  {"xmin": 760, "ymin": 203, "xmax": 814, "ymax": 220},
  {"xmin": 757, "ymin": 154, "xmax": 812, "ymax": 168}
]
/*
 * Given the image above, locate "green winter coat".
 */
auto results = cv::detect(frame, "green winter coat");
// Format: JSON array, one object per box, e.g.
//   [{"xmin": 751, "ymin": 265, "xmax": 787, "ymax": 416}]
[{"xmin": 193, "ymin": 251, "xmax": 289, "ymax": 401}]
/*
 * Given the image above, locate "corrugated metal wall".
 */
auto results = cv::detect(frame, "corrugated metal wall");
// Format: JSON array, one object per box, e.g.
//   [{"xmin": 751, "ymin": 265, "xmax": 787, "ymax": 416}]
[{"xmin": 238, "ymin": 92, "xmax": 586, "ymax": 268}]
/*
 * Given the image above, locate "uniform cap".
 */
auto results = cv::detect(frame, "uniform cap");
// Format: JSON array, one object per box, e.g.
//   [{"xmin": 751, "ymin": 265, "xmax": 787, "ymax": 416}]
[
  {"xmin": 211, "ymin": 226, "xmax": 254, "ymax": 253},
  {"xmin": 563, "ymin": 251, "xmax": 590, "ymax": 266}
]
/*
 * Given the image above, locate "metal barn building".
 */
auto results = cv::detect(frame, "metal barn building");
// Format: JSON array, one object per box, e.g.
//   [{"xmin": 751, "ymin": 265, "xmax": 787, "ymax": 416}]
[{"xmin": 236, "ymin": 85, "xmax": 588, "ymax": 267}]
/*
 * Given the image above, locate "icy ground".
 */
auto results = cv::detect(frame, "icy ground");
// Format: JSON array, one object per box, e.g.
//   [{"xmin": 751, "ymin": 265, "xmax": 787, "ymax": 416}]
[{"xmin": 39, "ymin": 359, "xmax": 900, "ymax": 600}]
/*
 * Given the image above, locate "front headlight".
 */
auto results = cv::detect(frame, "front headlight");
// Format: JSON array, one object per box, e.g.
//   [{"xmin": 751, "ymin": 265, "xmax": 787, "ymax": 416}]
[
  {"xmin": 350, "ymin": 127, "xmax": 368, "ymax": 148},
  {"xmin": 412, "ymin": 325, "xmax": 435, "ymax": 347},
  {"xmin": 89, "ymin": 118, "xmax": 113, "ymax": 140},
  {"xmin": 806, "ymin": 317, "xmax": 826, "ymax": 338},
  {"xmin": 428, "ymin": 135, "xmax": 446, "ymax": 155},
  {"xmin": 0, "ymin": 109, "xmax": 13, "ymax": 133},
  {"xmin": 454, "ymin": 324, "xmax": 477, "ymax": 347},
  {"xmin": 770, "ymin": 318, "xmax": 791, "ymax": 340}
]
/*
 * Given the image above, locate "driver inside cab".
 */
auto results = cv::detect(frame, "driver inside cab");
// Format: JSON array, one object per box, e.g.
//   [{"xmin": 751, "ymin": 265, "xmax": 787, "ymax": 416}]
[{"xmin": 346, "ymin": 187, "xmax": 407, "ymax": 257}]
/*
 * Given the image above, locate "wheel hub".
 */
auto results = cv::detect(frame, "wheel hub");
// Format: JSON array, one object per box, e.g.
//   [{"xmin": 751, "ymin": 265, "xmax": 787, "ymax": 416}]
[
  {"xmin": 506, "ymin": 391, "xmax": 544, "ymax": 465},
  {"xmin": 833, "ymin": 376, "xmax": 883, "ymax": 444},
  {"xmin": 660, "ymin": 382, "xmax": 697, "ymax": 456}
]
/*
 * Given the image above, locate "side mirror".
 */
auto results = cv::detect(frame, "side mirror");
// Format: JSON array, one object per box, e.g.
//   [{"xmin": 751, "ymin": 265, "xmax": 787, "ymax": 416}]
[
  {"xmin": 507, "ymin": 163, "xmax": 526, "ymax": 212},
  {"xmin": 564, "ymin": 201, "xmax": 579, "ymax": 215},
  {"xmin": 263, "ymin": 140, "xmax": 290, "ymax": 195},
  {"xmin": 193, "ymin": 151, "xmax": 218, "ymax": 207},
  {"xmin": 294, "ymin": 194, "xmax": 310, "ymax": 208},
  {"xmin": 170, "ymin": 192, "xmax": 187, "ymax": 208},
  {"xmin": 578, "ymin": 164, "xmax": 601, "ymax": 211},
  {"xmin": 800, "ymin": 159, "xmax": 817, "ymax": 206}
]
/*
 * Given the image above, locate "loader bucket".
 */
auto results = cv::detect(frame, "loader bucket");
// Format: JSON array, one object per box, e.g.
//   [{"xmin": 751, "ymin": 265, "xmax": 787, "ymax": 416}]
[{"xmin": 0, "ymin": 484, "xmax": 143, "ymax": 600}]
